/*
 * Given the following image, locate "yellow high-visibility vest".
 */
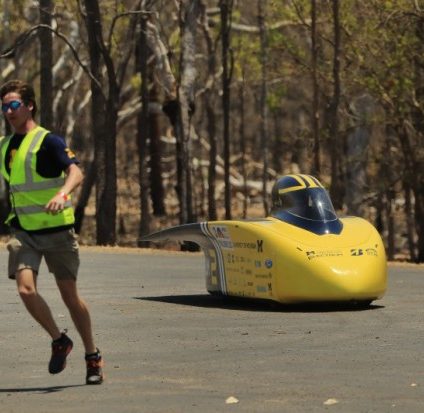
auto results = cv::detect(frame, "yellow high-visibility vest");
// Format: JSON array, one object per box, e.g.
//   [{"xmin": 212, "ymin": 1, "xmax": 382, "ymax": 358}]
[{"xmin": 0, "ymin": 126, "xmax": 75, "ymax": 230}]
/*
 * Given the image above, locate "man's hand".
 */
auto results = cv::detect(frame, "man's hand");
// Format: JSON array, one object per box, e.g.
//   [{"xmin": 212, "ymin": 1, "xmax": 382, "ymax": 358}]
[
  {"xmin": 44, "ymin": 164, "xmax": 83, "ymax": 215},
  {"xmin": 45, "ymin": 192, "xmax": 68, "ymax": 214}
]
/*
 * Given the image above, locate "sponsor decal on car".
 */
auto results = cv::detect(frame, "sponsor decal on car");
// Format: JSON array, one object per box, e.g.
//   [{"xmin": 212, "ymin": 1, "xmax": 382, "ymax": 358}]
[
  {"xmin": 306, "ymin": 250, "xmax": 343, "ymax": 260},
  {"xmin": 210, "ymin": 225, "xmax": 234, "ymax": 249}
]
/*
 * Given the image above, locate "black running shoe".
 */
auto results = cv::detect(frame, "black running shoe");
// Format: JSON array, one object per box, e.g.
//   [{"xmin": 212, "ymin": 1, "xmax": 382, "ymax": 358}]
[
  {"xmin": 49, "ymin": 332, "xmax": 73, "ymax": 374},
  {"xmin": 85, "ymin": 349, "xmax": 104, "ymax": 385}
]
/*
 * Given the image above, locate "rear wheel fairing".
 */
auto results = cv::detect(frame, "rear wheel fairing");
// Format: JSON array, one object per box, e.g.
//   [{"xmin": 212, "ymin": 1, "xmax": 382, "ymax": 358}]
[
  {"xmin": 202, "ymin": 221, "xmax": 276, "ymax": 300},
  {"xmin": 141, "ymin": 222, "xmax": 228, "ymax": 294},
  {"xmin": 199, "ymin": 222, "xmax": 228, "ymax": 295}
]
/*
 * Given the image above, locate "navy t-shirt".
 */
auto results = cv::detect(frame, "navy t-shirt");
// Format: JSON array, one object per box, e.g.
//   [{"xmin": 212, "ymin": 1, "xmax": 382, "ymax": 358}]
[{"xmin": 5, "ymin": 132, "xmax": 79, "ymax": 232}]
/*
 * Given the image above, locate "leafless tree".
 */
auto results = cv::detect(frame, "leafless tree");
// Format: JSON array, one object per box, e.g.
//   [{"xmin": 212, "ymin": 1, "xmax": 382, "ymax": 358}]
[
  {"xmin": 81, "ymin": 0, "xmax": 141, "ymax": 245},
  {"xmin": 39, "ymin": 0, "xmax": 53, "ymax": 129},
  {"xmin": 310, "ymin": 0, "xmax": 320, "ymax": 176},
  {"xmin": 219, "ymin": 0, "xmax": 233, "ymax": 219},
  {"xmin": 258, "ymin": 0, "xmax": 269, "ymax": 215},
  {"xmin": 136, "ymin": 11, "xmax": 151, "ymax": 246},
  {"xmin": 328, "ymin": 0, "xmax": 343, "ymax": 209},
  {"xmin": 199, "ymin": 1, "xmax": 218, "ymax": 220},
  {"xmin": 174, "ymin": 0, "xmax": 201, "ymax": 224}
]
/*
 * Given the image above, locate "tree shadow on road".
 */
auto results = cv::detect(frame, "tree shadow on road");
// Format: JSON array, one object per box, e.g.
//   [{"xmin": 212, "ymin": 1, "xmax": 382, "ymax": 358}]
[
  {"xmin": 0, "ymin": 384, "xmax": 85, "ymax": 394},
  {"xmin": 135, "ymin": 294, "xmax": 384, "ymax": 313}
]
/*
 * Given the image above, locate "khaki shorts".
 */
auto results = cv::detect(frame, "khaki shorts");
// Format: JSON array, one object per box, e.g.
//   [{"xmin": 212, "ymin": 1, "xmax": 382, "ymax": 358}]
[{"xmin": 6, "ymin": 228, "xmax": 80, "ymax": 280}]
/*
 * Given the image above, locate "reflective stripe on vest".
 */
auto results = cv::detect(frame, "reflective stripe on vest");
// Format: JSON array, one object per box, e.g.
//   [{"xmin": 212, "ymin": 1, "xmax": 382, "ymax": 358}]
[
  {"xmin": 14, "ymin": 200, "xmax": 73, "ymax": 215},
  {"xmin": 0, "ymin": 134, "xmax": 12, "ymax": 179},
  {"xmin": 0, "ymin": 126, "xmax": 75, "ymax": 230}
]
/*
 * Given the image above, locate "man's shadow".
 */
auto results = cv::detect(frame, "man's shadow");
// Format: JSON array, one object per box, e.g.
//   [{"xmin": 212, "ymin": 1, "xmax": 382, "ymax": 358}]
[{"xmin": 0, "ymin": 384, "xmax": 84, "ymax": 394}]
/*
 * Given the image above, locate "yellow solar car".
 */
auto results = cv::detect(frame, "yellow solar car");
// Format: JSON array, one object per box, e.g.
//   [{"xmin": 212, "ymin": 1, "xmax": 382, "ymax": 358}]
[{"xmin": 144, "ymin": 174, "xmax": 387, "ymax": 307}]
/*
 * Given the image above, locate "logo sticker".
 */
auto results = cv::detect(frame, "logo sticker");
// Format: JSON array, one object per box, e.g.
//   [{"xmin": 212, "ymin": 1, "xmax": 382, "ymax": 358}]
[
  {"xmin": 211, "ymin": 225, "xmax": 233, "ymax": 249},
  {"xmin": 265, "ymin": 259, "xmax": 273, "ymax": 269},
  {"xmin": 65, "ymin": 148, "xmax": 76, "ymax": 159}
]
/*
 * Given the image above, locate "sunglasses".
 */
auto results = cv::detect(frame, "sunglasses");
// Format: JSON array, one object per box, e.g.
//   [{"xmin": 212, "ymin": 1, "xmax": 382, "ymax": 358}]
[{"xmin": 1, "ymin": 100, "xmax": 23, "ymax": 113}]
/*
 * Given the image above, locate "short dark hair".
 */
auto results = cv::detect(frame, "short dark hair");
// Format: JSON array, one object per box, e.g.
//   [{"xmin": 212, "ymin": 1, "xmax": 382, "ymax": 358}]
[{"xmin": 0, "ymin": 79, "xmax": 38, "ymax": 117}]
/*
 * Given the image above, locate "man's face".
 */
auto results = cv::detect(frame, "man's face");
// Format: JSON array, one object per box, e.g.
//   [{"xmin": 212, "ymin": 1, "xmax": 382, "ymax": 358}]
[{"xmin": 1, "ymin": 92, "xmax": 33, "ymax": 131}]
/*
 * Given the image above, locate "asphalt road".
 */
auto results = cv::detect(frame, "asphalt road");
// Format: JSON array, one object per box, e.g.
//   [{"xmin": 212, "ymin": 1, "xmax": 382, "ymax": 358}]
[{"xmin": 0, "ymin": 246, "xmax": 423, "ymax": 413}]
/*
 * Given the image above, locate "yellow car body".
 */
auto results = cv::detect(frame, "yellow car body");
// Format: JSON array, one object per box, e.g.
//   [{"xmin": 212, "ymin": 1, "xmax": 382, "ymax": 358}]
[
  {"xmin": 144, "ymin": 215, "xmax": 387, "ymax": 305},
  {"xmin": 144, "ymin": 174, "xmax": 387, "ymax": 306}
]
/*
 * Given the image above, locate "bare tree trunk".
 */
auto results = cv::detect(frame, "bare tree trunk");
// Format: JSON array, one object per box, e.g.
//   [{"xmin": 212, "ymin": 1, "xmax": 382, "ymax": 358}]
[
  {"xmin": 176, "ymin": 0, "xmax": 200, "ymax": 224},
  {"xmin": 136, "ymin": 14, "xmax": 150, "ymax": 246},
  {"xmin": 149, "ymin": 82, "xmax": 166, "ymax": 217},
  {"xmin": 385, "ymin": 190, "xmax": 395, "ymax": 260},
  {"xmin": 258, "ymin": 0, "xmax": 269, "ymax": 215},
  {"xmin": 345, "ymin": 94, "xmax": 373, "ymax": 216},
  {"xmin": 239, "ymin": 79, "xmax": 248, "ymax": 218},
  {"xmin": 379, "ymin": 127, "xmax": 397, "ymax": 260},
  {"xmin": 219, "ymin": 0, "xmax": 233, "ymax": 219},
  {"xmin": 39, "ymin": 0, "xmax": 53, "ymax": 129},
  {"xmin": 328, "ymin": 0, "xmax": 343, "ymax": 209},
  {"xmin": 206, "ymin": 98, "xmax": 217, "ymax": 220},
  {"xmin": 396, "ymin": 123, "xmax": 424, "ymax": 262},
  {"xmin": 162, "ymin": 99, "xmax": 185, "ymax": 215},
  {"xmin": 411, "ymin": 17, "xmax": 424, "ymax": 262},
  {"xmin": 0, "ymin": 0, "xmax": 11, "ymax": 233},
  {"xmin": 200, "ymin": 1, "xmax": 217, "ymax": 220},
  {"xmin": 143, "ymin": 12, "xmax": 180, "ymax": 218},
  {"xmin": 403, "ymin": 180, "xmax": 417, "ymax": 262},
  {"xmin": 83, "ymin": 0, "xmax": 118, "ymax": 245},
  {"xmin": 415, "ymin": 189, "xmax": 424, "ymax": 262},
  {"xmin": 74, "ymin": 160, "xmax": 96, "ymax": 234},
  {"xmin": 310, "ymin": 0, "xmax": 320, "ymax": 176}
]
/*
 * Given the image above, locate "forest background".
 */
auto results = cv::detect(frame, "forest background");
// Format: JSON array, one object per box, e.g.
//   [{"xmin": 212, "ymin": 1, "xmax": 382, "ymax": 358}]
[{"xmin": 0, "ymin": 0, "xmax": 423, "ymax": 262}]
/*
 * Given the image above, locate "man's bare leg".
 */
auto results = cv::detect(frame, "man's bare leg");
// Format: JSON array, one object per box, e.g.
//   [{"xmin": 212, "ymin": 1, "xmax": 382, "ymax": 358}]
[
  {"xmin": 55, "ymin": 278, "xmax": 97, "ymax": 354},
  {"xmin": 16, "ymin": 268, "xmax": 61, "ymax": 340}
]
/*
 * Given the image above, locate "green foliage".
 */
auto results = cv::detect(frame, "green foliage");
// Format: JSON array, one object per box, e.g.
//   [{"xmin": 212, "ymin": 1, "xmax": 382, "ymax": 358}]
[
  {"xmin": 267, "ymin": 84, "xmax": 287, "ymax": 113},
  {"xmin": 232, "ymin": 32, "xmax": 262, "ymax": 82},
  {"xmin": 345, "ymin": 0, "xmax": 422, "ymax": 115},
  {"xmin": 130, "ymin": 73, "xmax": 142, "ymax": 91}
]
